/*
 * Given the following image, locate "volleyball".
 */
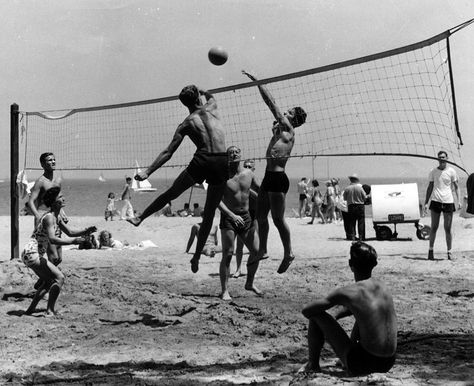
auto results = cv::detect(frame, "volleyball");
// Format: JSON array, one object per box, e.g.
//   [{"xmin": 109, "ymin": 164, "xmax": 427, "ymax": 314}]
[{"xmin": 208, "ymin": 47, "xmax": 228, "ymax": 66}]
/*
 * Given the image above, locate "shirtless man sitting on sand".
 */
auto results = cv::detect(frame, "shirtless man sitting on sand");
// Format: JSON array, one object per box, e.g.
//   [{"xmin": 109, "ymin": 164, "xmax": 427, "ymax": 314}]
[
  {"xmin": 300, "ymin": 241, "xmax": 397, "ymax": 376},
  {"xmin": 218, "ymin": 146, "xmax": 261, "ymax": 301}
]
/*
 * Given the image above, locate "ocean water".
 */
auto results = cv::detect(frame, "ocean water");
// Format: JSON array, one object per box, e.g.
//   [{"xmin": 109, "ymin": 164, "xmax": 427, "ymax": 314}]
[{"xmin": 1, "ymin": 175, "xmax": 466, "ymax": 218}]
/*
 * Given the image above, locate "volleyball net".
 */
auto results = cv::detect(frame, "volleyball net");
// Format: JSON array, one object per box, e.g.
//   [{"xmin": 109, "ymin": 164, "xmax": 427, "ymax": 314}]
[{"xmin": 17, "ymin": 23, "xmax": 470, "ymax": 174}]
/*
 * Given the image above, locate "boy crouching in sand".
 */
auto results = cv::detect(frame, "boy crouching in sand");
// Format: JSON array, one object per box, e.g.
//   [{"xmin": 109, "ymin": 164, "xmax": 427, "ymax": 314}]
[
  {"xmin": 300, "ymin": 241, "xmax": 397, "ymax": 376},
  {"xmin": 22, "ymin": 187, "xmax": 96, "ymax": 316}
]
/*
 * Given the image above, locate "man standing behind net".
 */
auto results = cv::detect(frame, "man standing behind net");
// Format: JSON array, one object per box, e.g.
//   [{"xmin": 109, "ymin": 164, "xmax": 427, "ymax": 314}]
[
  {"xmin": 28, "ymin": 152, "xmax": 67, "ymax": 229},
  {"xmin": 127, "ymin": 85, "xmax": 228, "ymax": 273},
  {"xmin": 343, "ymin": 174, "xmax": 367, "ymax": 241},
  {"xmin": 242, "ymin": 70, "xmax": 307, "ymax": 274}
]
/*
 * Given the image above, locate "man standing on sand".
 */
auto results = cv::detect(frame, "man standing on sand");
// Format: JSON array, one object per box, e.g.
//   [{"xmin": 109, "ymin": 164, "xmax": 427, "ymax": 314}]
[
  {"xmin": 424, "ymin": 150, "xmax": 461, "ymax": 261},
  {"xmin": 242, "ymin": 70, "xmax": 307, "ymax": 274},
  {"xmin": 299, "ymin": 241, "xmax": 397, "ymax": 376},
  {"xmin": 297, "ymin": 177, "xmax": 309, "ymax": 219},
  {"xmin": 121, "ymin": 177, "xmax": 134, "ymax": 220},
  {"xmin": 234, "ymin": 159, "xmax": 259, "ymax": 278},
  {"xmin": 343, "ymin": 174, "xmax": 367, "ymax": 241},
  {"xmin": 218, "ymin": 146, "xmax": 261, "ymax": 300},
  {"xmin": 28, "ymin": 152, "xmax": 68, "ymax": 229},
  {"xmin": 127, "ymin": 85, "xmax": 228, "ymax": 274}
]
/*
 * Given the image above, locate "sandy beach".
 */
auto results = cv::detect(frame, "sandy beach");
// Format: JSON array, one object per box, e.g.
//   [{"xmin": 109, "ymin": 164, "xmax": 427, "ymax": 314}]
[{"xmin": 1, "ymin": 214, "xmax": 473, "ymax": 385}]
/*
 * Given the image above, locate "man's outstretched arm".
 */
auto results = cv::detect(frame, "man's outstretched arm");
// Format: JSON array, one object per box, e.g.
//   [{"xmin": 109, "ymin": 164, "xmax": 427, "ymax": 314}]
[
  {"xmin": 242, "ymin": 70, "xmax": 285, "ymax": 123},
  {"xmin": 136, "ymin": 127, "xmax": 185, "ymax": 181}
]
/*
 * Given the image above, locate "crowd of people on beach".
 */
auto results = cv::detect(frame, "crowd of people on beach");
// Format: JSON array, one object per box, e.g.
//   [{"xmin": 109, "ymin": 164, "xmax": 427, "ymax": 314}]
[{"xmin": 16, "ymin": 76, "xmax": 471, "ymax": 378}]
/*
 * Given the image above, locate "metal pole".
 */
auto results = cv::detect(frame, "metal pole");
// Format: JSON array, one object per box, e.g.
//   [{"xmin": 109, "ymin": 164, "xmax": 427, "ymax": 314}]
[{"xmin": 11, "ymin": 104, "xmax": 19, "ymax": 260}]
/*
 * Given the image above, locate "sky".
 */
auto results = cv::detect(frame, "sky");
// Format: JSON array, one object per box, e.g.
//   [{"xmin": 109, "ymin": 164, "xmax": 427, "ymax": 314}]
[{"xmin": 1, "ymin": 0, "xmax": 474, "ymax": 182}]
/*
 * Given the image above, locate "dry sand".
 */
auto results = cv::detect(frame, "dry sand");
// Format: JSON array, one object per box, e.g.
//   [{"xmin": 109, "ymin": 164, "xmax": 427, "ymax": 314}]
[{"xmin": 1, "ymin": 214, "xmax": 473, "ymax": 385}]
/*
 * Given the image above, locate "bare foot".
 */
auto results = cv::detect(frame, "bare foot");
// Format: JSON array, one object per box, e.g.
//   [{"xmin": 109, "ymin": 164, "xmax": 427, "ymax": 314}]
[
  {"xmin": 297, "ymin": 361, "xmax": 321, "ymax": 374},
  {"xmin": 232, "ymin": 270, "xmax": 242, "ymax": 278},
  {"xmin": 220, "ymin": 291, "xmax": 232, "ymax": 301},
  {"xmin": 277, "ymin": 254, "xmax": 295, "ymax": 274},
  {"xmin": 126, "ymin": 217, "xmax": 141, "ymax": 227},
  {"xmin": 245, "ymin": 283, "xmax": 263, "ymax": 296},
  {"xmin": 190, "ymin": 257, "xmax": 199, "ymax": 273},
  {"xmin": 45, "ymin": 310, "xmax": 60, "ymax": 317}
]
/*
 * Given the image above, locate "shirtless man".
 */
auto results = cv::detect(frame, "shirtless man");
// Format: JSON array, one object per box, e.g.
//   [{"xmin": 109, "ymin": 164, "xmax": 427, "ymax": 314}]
[
  {"xmin": 28, "ymin": 152, "xmax": 64, "ymax": 228},
  {"xmin": 299, "ymin": 241, "xmax": 397, "ymax": 376},
  {"xmin": 242, "ymin": 70, "xmax": 307, "ymax": 274},
  {"xmin": 218, "ymin": 146, "xmax": 261, "ymax": 300},
  {"xmin": 127, "ymin": 85, "xmax": 228, "ymax": 273}
]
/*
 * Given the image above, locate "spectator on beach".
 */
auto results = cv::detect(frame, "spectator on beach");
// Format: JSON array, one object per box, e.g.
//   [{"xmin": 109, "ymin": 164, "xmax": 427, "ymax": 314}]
[
  {"xmin": 121, "ymin": 177, "xmax": 134, "ymax": 220},
  {"xmin": 177, "ymin": 203, "xmax": 192, "ymax": 217},
  {"xmin": 336, "ymin": 195, "xmax": 351, "ymax": 240},
  {"xmin": 332, "ymin": 178, "xmax": 343, "ymax": 222},
  {"xmin": 105, "ymin": 192, "xmax": 120, "ymax": 221},
  {"xmin": 28, "ymin": 152, "xmax": 68, "ymax": 229},
  {"xmin": 21, "ymin": 187, "xmax": 96, "ymax": 316},
  {"xmin": 186, "ymin": 214, "xmax": 221, "ymax": 257},
  {"xmin": 234, "ymin": 159, "xmax": 259, "ymax": 278},
  {"xmin": 98, "ymin": 230, "xmax": 124, "ymax": 249},
  {"xmin": 423, "ymin": 151, "xmax": 461, "ymax": 260},
  {"xmin": 192, "ymin": 203, "xmax": 203, "ymax": 217},
  {"xmin": 218, "ymin": 146, "xmax": 261, "ymax": 300},
  {"xmin": 343, "ymin": 174, "xmax": 367, "ymax": 241},
  {"xmin": 324, "ymin": 180, "xmax": 336, "ymax": 223},
  {"xmin": 299, "ymin": 241, "xmax": 397, "ymax": 376},
  {"xmin": 242, "ymin": 70, "xmax": 307, "ymax": 274},
  {"xmin": 297, "ymin": 177, "xmax": 309, "ymax": 218},
  {"xmin": 308, "ymin": 179, "xmax": 325, "ymax": 225}
]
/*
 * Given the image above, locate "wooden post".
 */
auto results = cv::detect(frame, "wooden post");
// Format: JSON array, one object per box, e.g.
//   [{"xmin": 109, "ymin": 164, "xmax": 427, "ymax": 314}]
[{"xmin": 11, "ymin": 104, "xmax": 19, "ymax": 260}]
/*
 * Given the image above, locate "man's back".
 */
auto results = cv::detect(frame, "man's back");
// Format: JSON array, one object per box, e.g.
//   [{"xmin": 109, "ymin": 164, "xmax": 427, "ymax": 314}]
[
  {"xmin": 334, "ymin": 278, "xmax": 397, "ymax": 357},
  {"xmin": 182, "ymin": 102, "xmax": 226, "ymax": 154}
]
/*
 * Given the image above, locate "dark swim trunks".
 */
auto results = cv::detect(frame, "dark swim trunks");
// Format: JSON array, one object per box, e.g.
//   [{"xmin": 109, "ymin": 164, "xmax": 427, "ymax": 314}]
[
  {"xmin": 220, "ymin": 211, "xmax": 253, "ymax": 235},
  {"xmin": 186, "ymin": 151, "xmax": 229, "ymax": 185},
  {"xmin": 261, "ymin": 171, "xmax": 290, "ymax": 193},
  {"xmin": 346, "ymin": 343, "xmax": 396, "ymax": 375}
]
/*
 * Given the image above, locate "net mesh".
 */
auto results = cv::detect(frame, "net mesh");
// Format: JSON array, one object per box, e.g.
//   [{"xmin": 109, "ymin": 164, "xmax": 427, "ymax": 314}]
[{"xmin": 19, "ymin": 31, "xmax": 464, "ymax": 172}]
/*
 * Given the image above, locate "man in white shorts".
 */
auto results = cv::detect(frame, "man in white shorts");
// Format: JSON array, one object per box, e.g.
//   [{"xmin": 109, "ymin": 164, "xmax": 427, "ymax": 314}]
[{"xmin": 423, "ymin": 151, "xmax": 461, "ymax": 260}]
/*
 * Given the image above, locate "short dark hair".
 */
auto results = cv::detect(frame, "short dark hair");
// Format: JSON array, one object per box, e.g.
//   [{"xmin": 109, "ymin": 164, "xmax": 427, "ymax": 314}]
[
  {"xmin": 349, "ymin": 241, "xmax": 377, "ymax": 274},
  {"xmin": 126, "ymin": 177, "xmax": 132, "ymax": 182},
  {"xmin": 437, "ymin": 150, "xmax": 448, "ymax": 158},
  {"xmin": 292, "ymin": 106, "xmax": 307, "ymax": 127},
  {"xmin": 179, "ymin": 85, "xmax": 199, "ymax": 107},
  {"xmin": 311, "ymin": 179, "xmax": 319, "ymax": 187},
  {"xmin": 43, "ymin": 186, "xmax": 61, "ymax": 208},
  {"xmin": 39, "ymin": 152, "xmax": 54, "ymax": 165}
]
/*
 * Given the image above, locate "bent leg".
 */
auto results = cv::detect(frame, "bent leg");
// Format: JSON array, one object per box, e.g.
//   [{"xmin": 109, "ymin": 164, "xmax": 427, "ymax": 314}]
[
  {"xmin": 269, "ymin": 191, "xmax": 292, "ymax": 257},
  {"xmin": 301, "ymin": 312, "xmax": 353, "ymax": 372},
  {"xmin": 131, "ymin": 170, "xmax": 195, "ymax": 225},
  {"xmin": 191, "ymin": 183, "xmax": 226, "ymax": 272}
]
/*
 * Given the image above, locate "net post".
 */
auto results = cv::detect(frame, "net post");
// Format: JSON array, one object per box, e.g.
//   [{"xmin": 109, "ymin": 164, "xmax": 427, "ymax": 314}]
[{"xmin": 10, "ymin": 103, "xmax": 19, "ymax": 261}]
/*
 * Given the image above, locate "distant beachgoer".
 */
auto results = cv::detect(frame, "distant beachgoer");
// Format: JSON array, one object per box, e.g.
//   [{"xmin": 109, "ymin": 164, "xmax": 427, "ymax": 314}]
[
  {"xmin": 308, "ymin": 179, "xmax": 325, "ymax": 225},
  {"xmin": 343, "ymin": 174, "xmax": 367, "ymax": 241},
  {"xmin": 22, "ymin": 187, "xmax": 97, "ymax": 316},
  {"xmin": 121, "ymin": 177, "xmax": 134, "ymax": 220},
  {"xmin": 105, "ymin": 192, "xmax": 120, "ymax": 221},
  {"xmin": 177, "ymin": 203, "xmax": 192, "ymax": 217},
  {"xmin": 324, "ymin": 180, "xmax": 336, "ymax": 223},
  {"xmin": 126, "ymin": 85, "xmax": 228, "ymax": 275},
  {"xmin": 98, "ymin": 230, "xmax": 124, "ymax": 249},
  {"xmin": 192, "ymin": 203, "xmax": 203, "ymax": 217},
  {"xmin": 423, "ymin": 151, "xmax": 461, "ymax": 260},
  {"xmin": 299, "ymin": 241, "xmax": 397, "ymax": 376},
  {"xmin": 336, "ymin": 195, "xmax": 351, "ymax": 240},
  {"xmin": 242, "ymin": 70, "xmax": 307, "ymax": 274},
  {"xmin": 186, "ymin": 214, "xmax": 221, "ymax": 257},
  {"xmin": 297, "ymin": 177, "xmax": 309, "ymax": 218},
  {"xmin": 234, "ymin": 159, "xmax": 260, "ymax": 278},
  {"xmin": 218, "ymin": 146, "xmax": 261, "ymax": 300}
]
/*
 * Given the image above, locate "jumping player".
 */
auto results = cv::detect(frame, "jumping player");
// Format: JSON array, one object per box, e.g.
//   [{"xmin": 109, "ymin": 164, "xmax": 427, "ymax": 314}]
[
  {"xmin": 242, "ymin": 70, "xmax": 307, "ymax": 273},
  {"xmin": 127, "ymin": 85, "xmax": 228, "ymax": 274}
]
